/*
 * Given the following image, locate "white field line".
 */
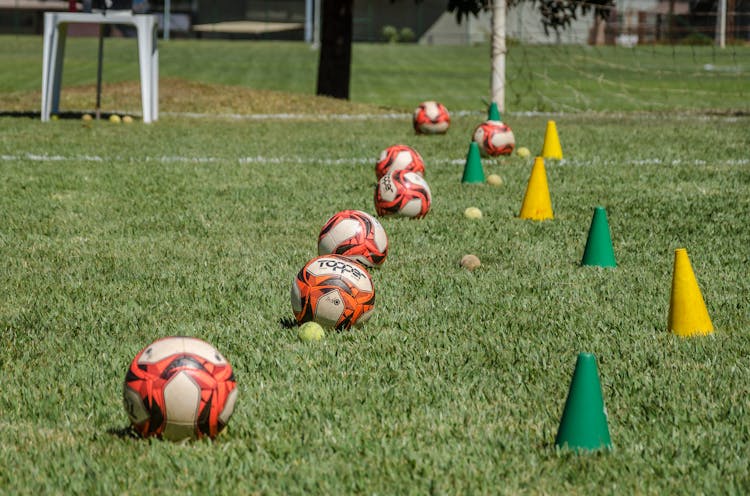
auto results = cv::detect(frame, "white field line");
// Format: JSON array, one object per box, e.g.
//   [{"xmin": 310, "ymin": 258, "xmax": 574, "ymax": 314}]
[
  {"xmin": 160, "ymin": 110, "xmax": 490, "ymax": 121},
  {"xmin": 1, "ymin": 153, "xmax": 748, "ymax": 168},
  {"xmin": 158, "ymin": 110, "xmax": 746, "ymax": 122}
]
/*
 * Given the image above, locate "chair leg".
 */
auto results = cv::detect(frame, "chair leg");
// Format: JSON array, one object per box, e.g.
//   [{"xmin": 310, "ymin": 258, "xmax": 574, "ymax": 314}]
[
  {"xmin": 136, "ymin": 16, "xmax": 158, "ymax": 123},
  {"xmin": 50, "ymin": 23, "xmax": 68, "ymax": 118},
  {"xmin": 41, "ymin": 14, "xmax": 59, "ymax": 121}
]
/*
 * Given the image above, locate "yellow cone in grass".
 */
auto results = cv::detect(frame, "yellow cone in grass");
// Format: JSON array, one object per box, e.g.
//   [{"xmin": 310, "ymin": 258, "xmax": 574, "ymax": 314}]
[{"xmin": 298, "ymin": 321, "xmax": 325, "ymax": 342}]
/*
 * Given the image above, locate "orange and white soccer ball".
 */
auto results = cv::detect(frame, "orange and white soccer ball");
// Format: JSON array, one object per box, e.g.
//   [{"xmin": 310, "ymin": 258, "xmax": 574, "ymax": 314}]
[
  {"xmin": 413, "ymin": 101, "xmax": 450, "ymax": 134},
  {"xmin": 472, "ymin": 120, "xmax": 515, "ymax": 157},
  {"xmin": 374, "ymin": 169, "xmax": 432, "ymax": 219},
  {"xmin": 318, "ymin": 210, "xmax": 388, "ymax": 268},
  {"xmin": 375, "ymin": 144, "xmax": 425, "ymax": 180},
  {"xmin": 123, "ymin": 336, "xmax": 238, "ymax": 441},
  {"xmin": 291, "ymin": 255, "xmax": 375, "ymax": 330}
]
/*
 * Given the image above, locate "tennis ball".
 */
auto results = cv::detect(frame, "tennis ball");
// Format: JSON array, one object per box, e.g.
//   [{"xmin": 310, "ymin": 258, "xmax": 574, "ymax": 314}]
[
  {"xmin": 109, "ymin": 114, "xmax": 121, "ymax": 124},
  {"xmin": 460, "ymin": 254, "xmax": 481, "ymax": 271},
  {"xmin": 516, "ymin": 147, "xmax": 531, "ymax": 158},
  {"xmin": 464, "ymin": 207, "xmax": 482, "ymax": 219},
  {"xmin": 50, "ymin": 114, "xmax": 59, "ymax": 121},
  {"xmin": 81, "ymin": 114, "xmax": 93, "ymax": 122},
  {"xmin": 122, "ymin": 115, "xmax": 134, "ymax": 124},
  {"xmin": 487, "ymin": 174, "xmax": 503, "ymax": 186},
  {"xmin": 298, "ymin": 321, "xmax": 324, "ymax": 342}
]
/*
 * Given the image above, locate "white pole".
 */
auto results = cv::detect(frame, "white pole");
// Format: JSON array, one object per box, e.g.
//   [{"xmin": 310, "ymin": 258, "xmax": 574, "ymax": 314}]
[
  {"xmin": 717, "ymin": 0, "xmax": 727, "ymax": 48},
  {"xmin": 490, "ymin": 0, "xmax": 506, "ymax": 112},
  {"xmin": 305, "ymin": 0, "xmax": 313, "ymax": 43},
  {"xmin": 164, "ymin": 0, "xmax": 170, "ymax": 40},
  {"xmin": 312, "ymin": 0, "xmax": 321, "ymax": 49}
]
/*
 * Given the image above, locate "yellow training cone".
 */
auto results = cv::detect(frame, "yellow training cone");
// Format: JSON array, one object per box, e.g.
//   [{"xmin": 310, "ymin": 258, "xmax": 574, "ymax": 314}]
[
  {"xmin": 668, "ymin": 248, "xmax": 714, "ymax": 337},
  {"xmin": 541, "ymin": 120, "xmax": 563, "ymax": 160},
  {"xmin": 519, "ymin": 157, "xmax": 554, "ymax": 220}
]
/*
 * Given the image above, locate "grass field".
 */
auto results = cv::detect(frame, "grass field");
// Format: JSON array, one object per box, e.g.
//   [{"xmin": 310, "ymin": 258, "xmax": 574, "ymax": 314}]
[
  {"xmin": 1, "ymin": 35, "xmax": 748, "ymax": 113},
  {"xmin": 1, "ymin": 35, "xmax": 750, "ymax": 493}
]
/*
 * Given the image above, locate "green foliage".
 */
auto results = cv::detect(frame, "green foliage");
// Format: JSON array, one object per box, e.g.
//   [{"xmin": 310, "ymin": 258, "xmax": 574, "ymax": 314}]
[
  {"xmin": 680, "ymin": 32, "xmax": 714, "ymax": 46},
  {"xmin": 399, "ymin": 27, "xmax": 416, "ymax": 43},
  {"xmin": 381, "ymin": 26, "xmax": 416, "ymax": 43},
  {"xmin": 382, "ymin": 24, "xmax": 400, "ymax": 43},
  {"xmin": 447, "ymin": 0, "xmax": 616, "ymax": 34}
]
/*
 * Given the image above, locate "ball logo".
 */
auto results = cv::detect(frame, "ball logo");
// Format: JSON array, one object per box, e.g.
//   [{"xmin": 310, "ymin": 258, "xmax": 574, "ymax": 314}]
[
  {"xmin": 381, "ymin": 173, "xmax": 395, "ymax": 194},
  {"xmin": 316, "ymin": 258, "xmax": 365, "ymax": 280}
]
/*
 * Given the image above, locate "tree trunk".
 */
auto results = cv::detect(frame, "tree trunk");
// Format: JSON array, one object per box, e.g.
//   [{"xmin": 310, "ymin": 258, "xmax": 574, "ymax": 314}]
[
  {"xmin": 490, "ymin": 0, "xmax": 506, "ymax": 113},
  {"xmin": 316, "ymin": 0, "xmax": 353, "ymax": 100}
]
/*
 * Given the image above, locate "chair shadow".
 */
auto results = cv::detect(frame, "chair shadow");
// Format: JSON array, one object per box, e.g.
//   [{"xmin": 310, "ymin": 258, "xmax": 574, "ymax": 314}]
[{"xmin": 0, "ymin": 110, "xmax": 131, "ymax": 120}]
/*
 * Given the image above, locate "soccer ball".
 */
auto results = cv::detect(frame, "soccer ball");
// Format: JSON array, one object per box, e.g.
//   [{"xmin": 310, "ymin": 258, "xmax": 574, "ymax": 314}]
[
  {"xmin": 375, "ymin": 144, "xmax": 425, "ymax": 180},
  {"xmin": 318, "ymin": 210, "xmax": 389, "ymax": 268},
  {"xmin": 291, "ymin": 255, "xmax": 375, "ymax": 330},
  {"xmin": 413, "ymin": 101, "xmax": 450, "ymax": 134},
  {"xmin": 123, "ymin": 336, "xmax": 238, "ymax": 441},
  {"xmin": 374, "ymin": 169, "xmax": 432, "ymax": 219},
  {"xmin": 472, "ymin": 120, "xmax": 516, "ymax": 157}
]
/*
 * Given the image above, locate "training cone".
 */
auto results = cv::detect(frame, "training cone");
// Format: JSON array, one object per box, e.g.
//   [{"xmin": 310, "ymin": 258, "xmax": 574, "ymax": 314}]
[
  {"xmin": 581, "ymin": 206, "xmax": 616, "ymax": 267},
  {"xmin": 518, "ymin": 157, "xmax": 553, "ymax": 220},
  {"xmin": 541, "ymin": 120, "xmax": 563, "ymax": 160},
  {"xmin": 462, "ymin": 142, "xmax": 485, "ymax": 184},
  {"xmin": 668, "ymin": 248, "xmax": 714, "ymax": 337},
  {"xmin": 488, "ymin": 101, "xmax": 501, "ymax": 121},
  {"xmin": 555, "ymin": 353, "xmax": 612, "ymax": 453}
]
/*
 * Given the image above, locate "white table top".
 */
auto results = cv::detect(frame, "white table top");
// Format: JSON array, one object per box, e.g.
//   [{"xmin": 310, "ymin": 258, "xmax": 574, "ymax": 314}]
[{"xmin": 46, "ymin": 10, "xmax": 156, "ymax": 23}]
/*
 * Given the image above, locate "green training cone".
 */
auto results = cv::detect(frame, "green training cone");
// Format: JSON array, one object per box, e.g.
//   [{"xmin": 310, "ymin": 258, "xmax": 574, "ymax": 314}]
[
  {"xmin": 488, "ymin": 101, "xmax": 501, "ymax": 121},
  {"xmin": 554, "ymin": 353, "xmax": 612, "ymax": 453},
  {"xmin": 581, "ymin": 206, "xmax": 616, "ymax": 267},
  {"xmin": 462, "ymin": 142, "xmax": 485, "ymax": 184}
]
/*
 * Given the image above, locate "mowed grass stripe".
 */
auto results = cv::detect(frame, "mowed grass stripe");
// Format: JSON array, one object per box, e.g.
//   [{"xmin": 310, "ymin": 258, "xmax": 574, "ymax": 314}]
[
  {"xmin": 3, "ymin": 152, "xmax": 749, "ymax": 169},
  {"xmin": 1, "ymin": 36, "xmax": 747, "ymax": 112}
]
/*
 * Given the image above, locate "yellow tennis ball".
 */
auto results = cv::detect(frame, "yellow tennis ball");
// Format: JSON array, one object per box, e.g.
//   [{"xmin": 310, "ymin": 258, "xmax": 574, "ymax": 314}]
[
  {"xmin": 81, "ymin": 114, "xmax": 93, "ymax": 122},
  {"xmin": 464, "ymin": 207, "xmax": 482, "ymax": 219},
  {"xmin": 487, "ymin": 174, "xmax": 503, "ymax": 186},
  {"xmin": 516, "ymin": 147, "xmax": 531, "ymax": 158},
  {"xmin": 109, "ymin": 114, "xmax": 121, "ymax": 123},
  {"xmin": 122, "ymin": 115, "xmax": 134, "ymax": 124},
  {"xmin": 298, "ymin": 321, "xmax": 325, "ymax": 342}
]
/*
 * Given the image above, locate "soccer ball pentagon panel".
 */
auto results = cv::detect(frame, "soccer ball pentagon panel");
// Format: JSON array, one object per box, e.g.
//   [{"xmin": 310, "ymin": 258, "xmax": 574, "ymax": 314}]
[
  {"xmin": 291, "ymin": 255, "xmax": 375, "ymax": 330},
  {"xmin": 123, "ymin": 336, "xmax": 238, "ymax": 441},
  {"xmin": 318, "ymin": 209, "xmax": 388, "ymax": 268},
  {"xmin": 374, "ymin": 169, "xmax": 432, "ymax": 219},
  {"xmin": 375, "ymin": 144, "xmax": 425, "ymax": 180},
  {"xmin": 472, "ymin": 120, "xmax": 515, "ymax": 157},
  {"xmin": 413, "ymin": 101, "xmax": 450, "ymax": 134}
]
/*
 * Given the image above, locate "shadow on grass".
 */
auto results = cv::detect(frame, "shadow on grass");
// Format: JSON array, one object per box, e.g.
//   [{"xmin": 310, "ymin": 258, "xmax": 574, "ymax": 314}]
[
  {"xmin": 107, "ymin": 425, "xmax": 140, "ymax": 440},
  {"xmin": 279, "ymin": 317, "xmax": 298, "ymax": 330},
  {"xmin": 0, "ymin": 110, "xmax": 135, "ymax": 121}
]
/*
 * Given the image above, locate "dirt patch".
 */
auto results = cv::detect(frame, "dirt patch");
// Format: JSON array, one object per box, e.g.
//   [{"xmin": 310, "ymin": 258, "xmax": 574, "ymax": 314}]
[{"xmin": 0, "ymin": 78, "xmax": 391, "ymax": 117}]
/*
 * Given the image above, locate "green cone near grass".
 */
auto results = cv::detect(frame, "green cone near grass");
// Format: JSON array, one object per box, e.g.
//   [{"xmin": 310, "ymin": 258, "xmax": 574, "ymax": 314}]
[
  {"xmin": 462, "ymin": 142, "xmax": 485, "ymax": 184},
  {"xmin": 555, "ymin": 353, "xmax": 612, "ymax": 453},
  {"xmin": 581, "ymin": 206, "xmax": 617, "ymax": 267}
]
